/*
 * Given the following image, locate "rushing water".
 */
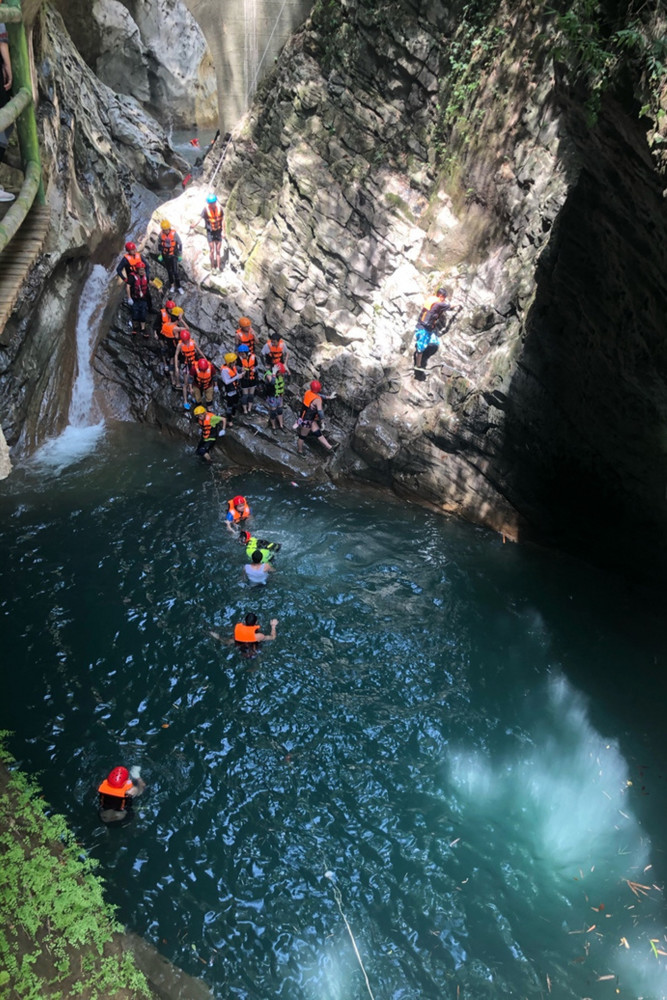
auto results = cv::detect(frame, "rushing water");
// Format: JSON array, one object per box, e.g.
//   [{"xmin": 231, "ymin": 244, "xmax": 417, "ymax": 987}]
[{"xmin": 1, "ymin": 424, "xmax": 666, "ymax": 1000}]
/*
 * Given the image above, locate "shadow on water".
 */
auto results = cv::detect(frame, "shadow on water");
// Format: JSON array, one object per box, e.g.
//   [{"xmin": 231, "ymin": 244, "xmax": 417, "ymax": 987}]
[{"xmin": 1, "ymin": 424, "xmax": 666, "ymax": 999}]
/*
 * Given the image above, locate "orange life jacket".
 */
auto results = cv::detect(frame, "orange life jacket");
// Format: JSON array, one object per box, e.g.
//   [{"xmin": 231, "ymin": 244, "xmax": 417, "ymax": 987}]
[
  {"xmin": 234, "ymin": 622, "xmax": 259, "ymax": 642},
  {"xmin": 301, "ymin": 389, "xmax": 321, "ymax": 420},
  {"xmin": 236, "ymin": 327, "xmax": 256, "ymax": 352},
  {"xmin": 200, "ymin": 412, "xmax": 214, "ymax": 439},
  {"xmin": 124, "ymin": 252, "xmax": 144, "ymax": 274},
  {"xmin": 266, "ymin": 339, "xmax": 285, "ymax": 364},
  {"xmin": 179, "ymin": 340, "xmax": 196, "ymax": 364},
  {"xmin": 418, "ymin": 294, "xmax": 442, "ymax": 327},
  {"xmin": 205, "ymin": 205, "xmax": 224, "ymax": 233},
  {"xmin": 227, "ymin": 499, "xmax": 250, "ymax": 522},
  {"xmin": 98, "ymin": 778, "xmax": 133, "ymax": 808},
  {"xmin": 240, "ymin": 353, "xmax": 257, "ymax": 378},
  {"xmin": 159, "ymin": 229, "xmax": 178, "ymax": 256},
  {"xmin": 195, "ymin": 362, "xmax": 213, "ymax": 389},
  {"xmin": 161, "ymin": 319, "xmax": 178, "ymax": 340},
  {"xmin": 221, "ymin": 364, "xmax": 238, "ymax": 381}
]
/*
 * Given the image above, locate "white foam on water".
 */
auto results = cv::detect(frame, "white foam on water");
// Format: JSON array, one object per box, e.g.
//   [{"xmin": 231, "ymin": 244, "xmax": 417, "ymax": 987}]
[{"xmin": 31, "ymin": 264, "xmax": 108, "ymax": 472}]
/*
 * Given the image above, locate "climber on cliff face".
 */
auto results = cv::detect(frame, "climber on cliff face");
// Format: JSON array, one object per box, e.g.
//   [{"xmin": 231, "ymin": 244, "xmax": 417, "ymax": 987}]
[
  {"xmin": 413, "ymin": 286, "xmax": 452, "ymax": 375},
  {"xmin": 296, "ymin": 380, "xmax": 336, "ymax": 456},
  {"xmin": 193, "ymin": 193, "xmax": 226, "ymax": 274}
]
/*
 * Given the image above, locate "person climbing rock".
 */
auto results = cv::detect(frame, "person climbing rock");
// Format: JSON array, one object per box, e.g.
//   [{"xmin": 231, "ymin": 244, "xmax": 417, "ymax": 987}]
[
  {"xmin": 296, "ymin": 380, "xmax": 336, "ymax": 456},
  {"xmin": 219, "ymin": 351, "xmax": 242, "ymax": 427},
  {"xmin": 239, "ymin": 529, "xmax": 281, "ymax": 563},
  {"xmin": 128, "ymin": 265, "xmax": 151, "ymax": 337},
  {"xmin": 195, "ymin": 192, "xmax": 225, "ymax": 274},
  {"xmin": 98, "ymin": 765, "xmax": 146, "ymax": 825},
  {"xmin": 174, "ymin": 329, "xmax": 202, "ymax": 410},
  {"xmin": 225, "ymin": 494, "xmax": 251, "ymax": 533},
  {"xmin": 193, "ymin": 405, "xmax": 225, "ymax": 461},
  {"xmin": 413, "ymin": 286, "xmax": 452, "ymax": 374},
  {"xmin": 264, "ymin": 363, "xmax": 286, "ymax": 430},
  {"xmin": 243, "ymin": 548, "xmax": 275, "ymax": 585},
  {"xmin": 235, "ymin": 316, "xmax": 256, "ymax": 353},
  {"xmin": 192, "ymin": 356, "xmax": 216, "ymax": 408},
  {"xmin": 0, "ymin": 21, "xmax": 15, "ymax": 202},
  {"xmin": 157, "ymin": 219, "xmax": 184, "ymax": 295},
  {"xmin": 238, "ymin": 343, "xmax": 258, "ymax": 414},
  {"xmin": 116, "ymin": 242, "xmax": 149, "ymax": 304},
  {"xmin": 261, "ymin": 331, "xmax": 289, "ymax": 370},
  {"xmin": 155, "ymin": 300, "xmax": 182, "ymax": 383}
]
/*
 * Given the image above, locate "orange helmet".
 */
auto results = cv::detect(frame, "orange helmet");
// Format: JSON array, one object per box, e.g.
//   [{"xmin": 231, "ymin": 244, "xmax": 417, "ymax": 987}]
[
  {"xmin": 239, "ymin": 317, "xmax": 251, "ymax": 329},
  {"xmin": 107, "ymin": 766, "xmax": 129, "ymax": 788}
]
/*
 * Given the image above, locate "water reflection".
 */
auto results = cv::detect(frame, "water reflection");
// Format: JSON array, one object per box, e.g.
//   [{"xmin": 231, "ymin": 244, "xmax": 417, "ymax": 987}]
[{"xmin": 1, "ymin": 424, "xmax": 665, "ymax": 999}]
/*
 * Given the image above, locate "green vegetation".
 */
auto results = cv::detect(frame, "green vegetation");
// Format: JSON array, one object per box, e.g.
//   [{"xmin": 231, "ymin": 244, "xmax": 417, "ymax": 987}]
[{"xmin": 0, "ymin": 738, "xmax": 151, "ymax": 1000}]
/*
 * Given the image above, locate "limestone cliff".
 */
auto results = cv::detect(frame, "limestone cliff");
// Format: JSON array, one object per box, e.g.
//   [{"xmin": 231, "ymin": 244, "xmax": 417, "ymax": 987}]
[{"xmin": 95, "ymin": 0, "xmax": 667, "ymax": 581}]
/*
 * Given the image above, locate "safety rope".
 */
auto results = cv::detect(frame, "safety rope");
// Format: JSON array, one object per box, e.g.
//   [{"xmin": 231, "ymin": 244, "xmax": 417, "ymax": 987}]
[
  {"xmin": 208, "ymin": 0, "xmax": 291, "ymax": 187},
  {"xmin": 325, "ymin": 871, "xmax": 376, "ymax": 1000}
]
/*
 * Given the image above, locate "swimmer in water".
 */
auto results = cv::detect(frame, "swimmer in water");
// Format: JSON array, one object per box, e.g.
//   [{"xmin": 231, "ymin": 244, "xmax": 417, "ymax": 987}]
[{"xmin": 97, "ymin": 765, "xmax": 146, "ymax": 824}]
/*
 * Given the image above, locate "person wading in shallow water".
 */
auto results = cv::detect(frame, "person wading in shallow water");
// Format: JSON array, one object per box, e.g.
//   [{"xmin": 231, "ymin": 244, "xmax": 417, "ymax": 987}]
[{"xmin": 98, "ymin": 765, "xmax": 146, "ymax": 824}]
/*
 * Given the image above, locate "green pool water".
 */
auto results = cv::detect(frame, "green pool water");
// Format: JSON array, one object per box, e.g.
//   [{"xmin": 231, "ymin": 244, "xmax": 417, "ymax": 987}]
[{"xmin": 1, "ymin": 422, "xmax": 666, "ymax": 1000}]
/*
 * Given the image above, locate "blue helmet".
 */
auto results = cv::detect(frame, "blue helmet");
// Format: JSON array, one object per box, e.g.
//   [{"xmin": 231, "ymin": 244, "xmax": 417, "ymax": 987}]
[
  {"xmin": 237, "ymin": 344, "xmax": 249, "ymax": 352},
  {"xmin": 206, "ymin": 193, "xmax": 217, "ymax": 204}
]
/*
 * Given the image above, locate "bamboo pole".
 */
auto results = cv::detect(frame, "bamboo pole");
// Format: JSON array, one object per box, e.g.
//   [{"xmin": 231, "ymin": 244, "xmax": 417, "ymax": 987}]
[
  {"xmin": 4, "ymin": 0, "xmax": 44, "ymax": 204},
  {"xmin": 0, "ymin": 156, "xmax": 39, "ymax": 251}
]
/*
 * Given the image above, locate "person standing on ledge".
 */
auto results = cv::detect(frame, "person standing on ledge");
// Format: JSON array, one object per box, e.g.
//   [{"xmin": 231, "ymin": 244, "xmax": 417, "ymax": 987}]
[
  {"xmin": 413, "ymin": 286, "xmax": 452, "ymax": 374},
  {"xmin": 116, "ymin": 242, "xmax": 150, "ymax": 305},
  {"xmin": 194, "ymin": 193, "xmax": 226, "ymax": 274},
  {"xmin": 98, "ymin": 765, "xmax": 146, "ymax": 824},
  {"xmin": 296, "ymin": 380, "xmax": 336, "ymax": 456},
  {"xmin": 157, "ymin": 219, "xmax": 184, "ymax": 295}
]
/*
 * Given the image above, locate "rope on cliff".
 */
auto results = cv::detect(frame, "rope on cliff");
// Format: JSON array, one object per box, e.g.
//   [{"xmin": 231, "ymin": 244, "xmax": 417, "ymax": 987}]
[{"xmin": 209, "ymin": 0, "xmax": 291, "ymax": 188}]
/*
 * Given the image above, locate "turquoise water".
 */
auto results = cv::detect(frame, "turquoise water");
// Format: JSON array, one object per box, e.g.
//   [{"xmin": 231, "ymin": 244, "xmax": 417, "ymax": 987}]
[{"xmin": 1, "ymin": 423, "xmax": 666, "ymax": 1000}]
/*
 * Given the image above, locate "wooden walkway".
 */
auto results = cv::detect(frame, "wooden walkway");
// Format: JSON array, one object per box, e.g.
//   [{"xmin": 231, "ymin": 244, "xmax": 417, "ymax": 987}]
[{"xmin": 0, "ymin": 202, "xmax": 50, "ymax": 333}]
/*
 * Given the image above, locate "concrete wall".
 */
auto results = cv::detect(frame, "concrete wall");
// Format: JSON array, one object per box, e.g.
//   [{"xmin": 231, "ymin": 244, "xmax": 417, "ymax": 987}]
[{"xmin": 185, "ymin": 0, "xmax": 313, "ymax": 132}]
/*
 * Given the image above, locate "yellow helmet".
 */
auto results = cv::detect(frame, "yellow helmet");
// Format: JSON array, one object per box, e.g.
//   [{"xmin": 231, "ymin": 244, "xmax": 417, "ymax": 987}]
[
  {"xmin": 194, "ymin": 406, "xmax": 206, "ymax": 416},
  {"xmin": 224, "ymin": 352, "xmax": 237, "ymax": 364},
  {"xmin": 170, "ymin": 306, "xmax": 184, "ymax": 316},
  {"xmin": 160, "ymin": 219, "xmax": 171, "ymax": 230}
]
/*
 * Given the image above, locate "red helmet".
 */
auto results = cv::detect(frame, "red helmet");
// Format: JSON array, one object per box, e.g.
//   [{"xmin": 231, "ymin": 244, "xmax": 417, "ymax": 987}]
[
  {"xmin": 239, "ymin": 530, "xmax": 251, "ymax": 543},
  {"xmin": 275, "ymin": 363, "xmax": 287, "ymax": 374},
  {"xmin": 197, "ymin": 358, "xmax": 209, "ymax": 371},
  {"xmin": 125, "ymin": 242, "xmax": 136, "ymax": 252},
  {"xmin": 107, "ymin": 766, "xmax": 129, "ymax": 788},
  {"xmin": 179, "ymin": 330, "xmax": 191, "ymax": 342},
  {"xmin": 311, "ymin": 380, "xmax": 322, "ymax": 392},
  {"xmin": 165, "ymin": 299, "xmax": 176, "ymax": 310},
  {"xmin": 233, "ymin": 495, "xmax": 246, "ymax": 507}
]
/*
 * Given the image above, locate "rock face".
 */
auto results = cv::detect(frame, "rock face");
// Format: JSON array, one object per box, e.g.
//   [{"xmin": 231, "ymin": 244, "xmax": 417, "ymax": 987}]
[
  {"xmin": 0, "ymin": 2, "xmax": 188, "ymax": 451},
  {"xmin": 51, "ymin": 0, "xmax": 217, "ymax": 127},
  {"xmin": 93, "ymin": 0, "xmax": 667, "ymax": 582}
]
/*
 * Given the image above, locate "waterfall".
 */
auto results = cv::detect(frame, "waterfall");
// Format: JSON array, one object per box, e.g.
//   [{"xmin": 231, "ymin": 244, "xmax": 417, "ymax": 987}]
[{"xmin": 31, "ymin": 264, "xmax": 108, "ymax": 471}]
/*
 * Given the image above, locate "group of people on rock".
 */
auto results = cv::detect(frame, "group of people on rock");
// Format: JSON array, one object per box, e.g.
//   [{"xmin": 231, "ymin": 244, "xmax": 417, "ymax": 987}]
[{"xmin": 116, "ymin": 192, "xmax": 338, "ymax": 461}]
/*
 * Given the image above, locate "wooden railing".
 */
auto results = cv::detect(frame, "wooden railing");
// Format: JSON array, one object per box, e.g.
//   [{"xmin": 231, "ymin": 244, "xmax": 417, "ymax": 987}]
[{"xmin": 0, "ymin": 0, "xmax": 45, "ymax": 254}]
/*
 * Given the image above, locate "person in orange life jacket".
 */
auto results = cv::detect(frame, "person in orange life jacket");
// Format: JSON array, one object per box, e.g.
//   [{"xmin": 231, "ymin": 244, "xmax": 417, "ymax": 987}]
[
  {"xmin": 237, "ymin": 344, "xmax": 258, "ymax": 414},
  {"xmin": 209, "ymin": 613, "xmax": 278, "ymax": 655},
  {"xmin": 413, "ymin": 286, "xmax": 452, "ymax": 372},
  {"xmin": 155, "ymin": 301, "xmax": 182, "ymax": 382},
  {"xmin": 98, "ymin": 765, "xmax": 146, "ymax": 825},
  {"xmin": 264, "ymin": 362, "xmax": 287, "ymax": 430},
  {"xmin": 296, "ymin": 380, "xmax": 336, "ymax": 455},
  {"xmin": 157, "ymin": 219, "xmax": 184, "ymax": 294},
  {"xmin": 194, "ymin": 193, "xmax": 226, "ymax": 273},
  {"xmin": 128, "ymin": 266, "xmax": 151, "ymax": 337},
  {"xmin": 235, "ymin": 316, "xmax": 256, "ymax": 354},
  {"xmin": 192, "ymin": 357, "xmax": 216, "ymax": 407},
  {"xmin": 261, "ymin": 331, "xmax": 289, "ymax": 370},
  {"xmin": 116, "ymin": 242, "xmax": 150, "ymax": 304},
  {"xmin": 225, "ymin": 494, "xmax": 250, "ymax": 533},
  {"xmin": 243, "ymin": 547, "xmax": 275, "ymax": 585},
  {"xmin": 193, "ymin": 405, "xmax": 225, "ymax": 460},
  {"xmin": 219, "ymin": 352, "xmax": 242, "ymax": 426},
  {"xmin": 174, "ymin": 329, "xmax": 203, "ymax": 410}
]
